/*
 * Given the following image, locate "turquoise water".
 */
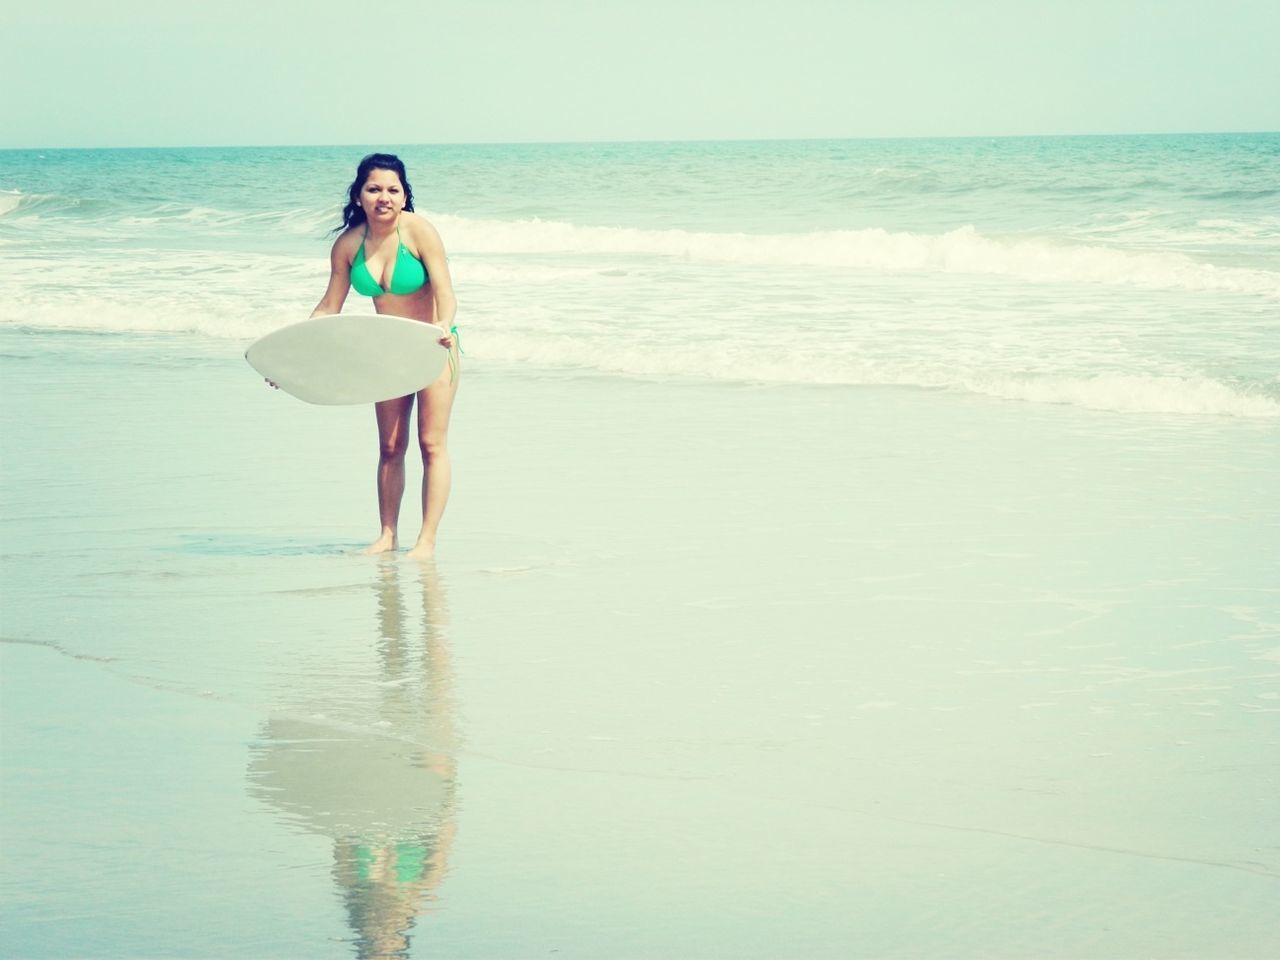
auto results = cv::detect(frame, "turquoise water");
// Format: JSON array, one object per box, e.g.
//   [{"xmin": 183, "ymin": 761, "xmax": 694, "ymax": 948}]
[{"xmin": 2, "ymin": 134, "xmax": 1278, "ymax": 414}]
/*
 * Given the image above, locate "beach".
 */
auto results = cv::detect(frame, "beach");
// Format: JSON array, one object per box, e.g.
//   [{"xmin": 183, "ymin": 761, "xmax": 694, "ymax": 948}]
[
  {"xmin": 3, "ymin": 134, "xmax": 1279, "ymax": 957},
  {"xmin": 2, "ymin": 323, "xmax": 1277, "ymax": 958}
]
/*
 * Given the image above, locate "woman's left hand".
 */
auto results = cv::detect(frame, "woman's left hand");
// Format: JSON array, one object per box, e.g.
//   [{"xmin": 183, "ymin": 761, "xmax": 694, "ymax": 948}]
[{"xmin": 438, "ymin": 334, "xmax": 454, "ymax": 350}]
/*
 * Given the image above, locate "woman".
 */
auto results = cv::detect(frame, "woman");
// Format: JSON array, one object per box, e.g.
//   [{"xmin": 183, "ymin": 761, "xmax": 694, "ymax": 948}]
[{"xmin": 311, "ymin": 153, "xmax": 460, "ymax": 559}]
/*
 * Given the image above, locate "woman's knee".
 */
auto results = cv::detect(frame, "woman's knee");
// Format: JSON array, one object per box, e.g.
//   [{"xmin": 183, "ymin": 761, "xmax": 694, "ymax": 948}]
[
  {"xmin": 379, "ymin": 434, "xmax": 410, "ymax": 462},
  {"xmin": 418, "ymin": 431, "xmax": 448, "ymax": 461}
]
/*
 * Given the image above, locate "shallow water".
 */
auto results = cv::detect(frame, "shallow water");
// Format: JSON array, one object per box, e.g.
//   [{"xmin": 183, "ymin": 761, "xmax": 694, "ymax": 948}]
[{"xmin": 2, "ymin": 328, "xmax": 1277, "ymax": 957}]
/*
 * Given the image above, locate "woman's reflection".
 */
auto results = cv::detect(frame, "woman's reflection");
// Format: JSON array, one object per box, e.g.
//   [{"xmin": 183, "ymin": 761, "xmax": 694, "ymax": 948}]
[{"xmin": 248, "ymin": 560, "xmax": 459, "ymax": 959}]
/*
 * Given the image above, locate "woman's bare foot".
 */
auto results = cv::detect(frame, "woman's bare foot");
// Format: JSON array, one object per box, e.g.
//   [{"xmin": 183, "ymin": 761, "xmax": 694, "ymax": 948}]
[
  {"xmin": 405, "ymin": 538, "xmax": 435, "ymax": 561},
  {"xmin": 360, "ymin": 531, "xmax": 398, "ymax": 555}
]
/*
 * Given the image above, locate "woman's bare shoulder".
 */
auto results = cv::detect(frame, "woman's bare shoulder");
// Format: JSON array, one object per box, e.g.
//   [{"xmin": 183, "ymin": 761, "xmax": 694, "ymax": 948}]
[
  {"xmin": 326, "ymin": 226, "xmax": 363, "ymax": 263},
  {"xmin": 403, "ymin": 211, "xmax": 443, "ymax": 246},
  {"xmin": 332, "ymin": 225, "xmax": 363, "ymax": 249}
]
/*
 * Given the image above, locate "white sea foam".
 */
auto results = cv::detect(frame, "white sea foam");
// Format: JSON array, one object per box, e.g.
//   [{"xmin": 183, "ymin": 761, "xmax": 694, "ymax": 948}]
[
  {"xmin": 961, "ymin": 373, "xmax": 1280, "ymax": 418},
  {"xmin": 470, "ymin": 331, "xmax": 1280, "ymax": 418},
  {"xmin": 436, "ymin": 215, "xmax": 1280, "ymax": 299},
  {"xmin": 1, "ymin": 298, "xmax": 301, "ymax": 341},
  {"xmin": 10, "ymin": 291, "xmax": 1274, "ymax": 417},
  {"xmin": 3, "ymin": 237, "xmax": 1277, "ymax": 419}
]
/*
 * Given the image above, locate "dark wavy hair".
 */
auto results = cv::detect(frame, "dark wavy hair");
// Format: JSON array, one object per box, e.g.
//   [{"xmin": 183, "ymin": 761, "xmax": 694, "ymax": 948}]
[{"xmin": 335, "ymin": 153, "xmax": 415, "ymax": 232}]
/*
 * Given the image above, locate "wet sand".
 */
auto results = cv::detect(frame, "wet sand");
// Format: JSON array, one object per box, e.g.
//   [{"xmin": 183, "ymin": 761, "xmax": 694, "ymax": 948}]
[{"xmin": 2, "ymin": 329, "xmax": 1277, "ymax": 958}]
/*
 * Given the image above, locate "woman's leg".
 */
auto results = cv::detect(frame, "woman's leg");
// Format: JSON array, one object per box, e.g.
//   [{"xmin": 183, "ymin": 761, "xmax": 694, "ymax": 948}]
[
  {"xmin": 362, "ymin": 394, "xmax": 414, "ymax": 554},
  {"xmin": 406, "ymin": 363, "xmax": 460, "ymax": 559}
]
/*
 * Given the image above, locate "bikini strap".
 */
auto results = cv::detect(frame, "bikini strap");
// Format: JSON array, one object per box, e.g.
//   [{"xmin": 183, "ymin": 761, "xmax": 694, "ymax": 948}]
[{"xmin": 447, "ymin": 324, "xmax": 462, "ymax": 384}]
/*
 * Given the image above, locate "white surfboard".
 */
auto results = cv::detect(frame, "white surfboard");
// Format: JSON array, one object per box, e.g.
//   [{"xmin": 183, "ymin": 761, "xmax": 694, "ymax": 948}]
[{"xmin": 246, "ymin": 313, "xmax": 449, "ymax": 405}]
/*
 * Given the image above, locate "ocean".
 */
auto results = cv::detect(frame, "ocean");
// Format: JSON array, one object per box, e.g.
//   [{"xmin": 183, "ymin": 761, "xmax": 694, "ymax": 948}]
[
  {"xmin": 2, "ymin": 134, "xmax": 1278, "ymax": 414},
  {"xmin": 2, "ymin": 136, "xmax": 1278, "ymax": 958}
]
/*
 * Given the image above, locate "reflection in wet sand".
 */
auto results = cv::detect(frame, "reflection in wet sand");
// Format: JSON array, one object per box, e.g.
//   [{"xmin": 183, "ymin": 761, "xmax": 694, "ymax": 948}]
[{"xmin": 248, "ymin": 561, "xmax": 459, "ymax": 959}]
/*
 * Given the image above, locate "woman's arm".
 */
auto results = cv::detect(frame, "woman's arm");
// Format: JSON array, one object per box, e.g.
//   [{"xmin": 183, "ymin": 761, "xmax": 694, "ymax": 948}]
[
  {"xmin": 310, "ymin": 234, "xmax": 354, "ymax": 318},
  {"xmin": 411, "ymin": 216, "xmax": 457, "ymax": 347}
]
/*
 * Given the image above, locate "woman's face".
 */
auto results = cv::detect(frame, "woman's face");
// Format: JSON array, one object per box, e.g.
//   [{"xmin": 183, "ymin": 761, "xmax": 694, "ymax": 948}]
[{"xmin": 360, "ymin": 168, "xmax": 406, "ymax": 222}]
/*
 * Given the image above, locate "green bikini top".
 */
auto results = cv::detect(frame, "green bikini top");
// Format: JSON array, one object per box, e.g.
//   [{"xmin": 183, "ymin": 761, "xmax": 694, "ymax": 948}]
[{"xmin": 350, "ymin": 224, "xmax": 428, "ymax": 297}]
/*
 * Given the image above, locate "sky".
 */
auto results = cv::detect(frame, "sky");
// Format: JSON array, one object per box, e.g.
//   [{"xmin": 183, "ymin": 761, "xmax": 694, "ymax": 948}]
[{"xmin": 4, "ymin": 0, "xmax": 1277, "ymax": 148}]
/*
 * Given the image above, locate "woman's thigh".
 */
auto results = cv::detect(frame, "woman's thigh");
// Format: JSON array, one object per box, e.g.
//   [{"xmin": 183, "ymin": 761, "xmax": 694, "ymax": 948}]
[
  {"xmin": 416, "ymin": 365, "xmax": 459, "ymax": 445},
  {"xmin": 375, "ymin": 395, "xmax": 415, "ymax": 454}
]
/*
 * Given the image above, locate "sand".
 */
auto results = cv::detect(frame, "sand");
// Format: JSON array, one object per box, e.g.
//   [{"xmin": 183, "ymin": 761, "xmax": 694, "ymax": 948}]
[{"xmin": 2, "ymin": 328, "xmax": 1277, "ymax": 958}]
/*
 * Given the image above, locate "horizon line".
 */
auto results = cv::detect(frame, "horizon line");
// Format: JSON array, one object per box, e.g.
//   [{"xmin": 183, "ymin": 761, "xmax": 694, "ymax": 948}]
[{"xmin": 3, "ymin": 128, "xmax": 1277, "ymax": 153}]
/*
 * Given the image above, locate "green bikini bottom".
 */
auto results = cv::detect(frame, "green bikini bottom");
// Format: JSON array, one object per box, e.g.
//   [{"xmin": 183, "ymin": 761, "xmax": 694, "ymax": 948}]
[{"xmin": 353, "ymin": 841, "xmax": 429, "ymax": 885}]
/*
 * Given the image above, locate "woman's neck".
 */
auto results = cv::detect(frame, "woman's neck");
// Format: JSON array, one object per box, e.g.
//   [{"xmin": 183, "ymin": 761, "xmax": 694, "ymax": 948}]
[{"xmin": 364, "ymin": 214, "xmax": 399, "ymax": 241}]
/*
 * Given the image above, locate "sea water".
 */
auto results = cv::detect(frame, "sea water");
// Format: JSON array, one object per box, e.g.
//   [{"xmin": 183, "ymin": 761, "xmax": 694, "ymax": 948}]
[
  {"xmin": 1, "ymin": 134, "xmax": 1277, "ymax": 415},
  {"xmin": 3, "ymin": 137, "xmax": 1279, "ymax": 958}
]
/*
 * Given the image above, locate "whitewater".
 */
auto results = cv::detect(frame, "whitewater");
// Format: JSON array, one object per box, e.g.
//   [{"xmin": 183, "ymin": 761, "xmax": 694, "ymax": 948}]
[{"xmin": 1, "ymin": 134, "xmax": 1277, "ymax": 416}]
